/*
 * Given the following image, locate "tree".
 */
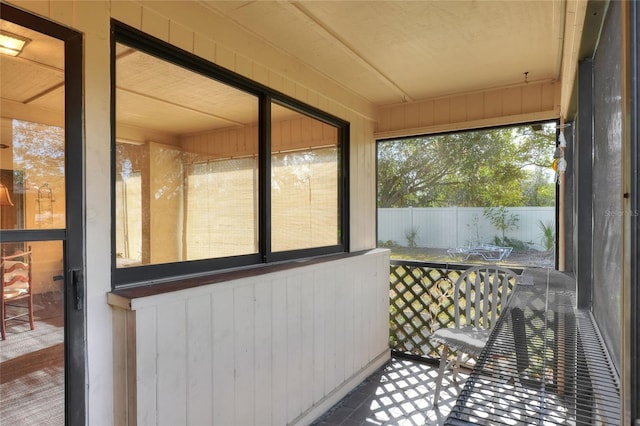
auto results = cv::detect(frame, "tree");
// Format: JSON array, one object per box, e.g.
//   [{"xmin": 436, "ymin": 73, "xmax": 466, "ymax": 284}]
[{"xmin": 377, "ymin": 124, "xmax": 556, "ymax": 208}]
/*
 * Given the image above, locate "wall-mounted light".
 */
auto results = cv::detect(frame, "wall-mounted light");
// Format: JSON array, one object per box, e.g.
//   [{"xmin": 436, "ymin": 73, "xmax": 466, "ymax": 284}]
[{"xmin": 0, "ymin": 30, "xmax": 30, "ymax": 57}]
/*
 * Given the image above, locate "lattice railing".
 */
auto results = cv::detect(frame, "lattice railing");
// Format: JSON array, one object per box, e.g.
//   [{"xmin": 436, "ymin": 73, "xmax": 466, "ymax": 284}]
[{"xmin": 389, "ymin": 261, "xmax": 519, "ymax": 359}]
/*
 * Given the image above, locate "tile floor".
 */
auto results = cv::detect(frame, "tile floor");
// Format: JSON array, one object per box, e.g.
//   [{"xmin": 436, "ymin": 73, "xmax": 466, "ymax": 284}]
[{"xmin": 312, "ymin": 357, "xmax": 469, "ymax": 426}]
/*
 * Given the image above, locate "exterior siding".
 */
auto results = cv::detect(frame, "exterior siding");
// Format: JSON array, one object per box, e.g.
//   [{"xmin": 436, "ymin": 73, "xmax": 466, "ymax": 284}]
[{"xmin": 110, "ymin": 249, "xmax": 390, "ymax": 425}]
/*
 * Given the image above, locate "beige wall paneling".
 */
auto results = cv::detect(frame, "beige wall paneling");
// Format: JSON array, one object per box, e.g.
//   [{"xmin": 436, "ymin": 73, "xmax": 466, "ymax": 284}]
[
  {"xmin": 169, "ymin": 19, "xmax": 194, "ymax": 52},
  {"xmin": 73, "ymin": 2, "xmax": 114, "ymax": 425},
  {"xmin": 110, "ymin": 1, "xmax": 143, "ymax": 28},
  {"xmin": 108, "ymin": 249, "xmax": 390, "ymax": 426},
  {"xmin": 141, "ymin": 6, "xmax": 169, "ymax": 42},
  {"xmin": 376, "ymin": 80, "xmax": 560, "ymax": 139},
  {"xmin": 7, "ymin": 1, "xmax": 49, "ymax": 17},
  {"xmin": 7, "ymin": 1, "xmax": 382, "ymax": 424}
]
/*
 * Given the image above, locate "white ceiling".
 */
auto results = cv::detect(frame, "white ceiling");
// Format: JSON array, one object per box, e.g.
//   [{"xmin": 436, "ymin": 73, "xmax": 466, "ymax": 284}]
[
  {"xmin": 1, "ymin": 1, "xmax": 567, "ymax": 142},
  {"xmin": 200, "ymin": 0, "xmax": 565, "ymax": 105}
]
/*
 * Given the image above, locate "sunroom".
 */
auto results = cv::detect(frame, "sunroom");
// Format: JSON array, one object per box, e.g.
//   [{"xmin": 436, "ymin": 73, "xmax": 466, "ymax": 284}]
[{"xmin": 0, "ymin": 0, "xmax": 637, "ymax": 425}]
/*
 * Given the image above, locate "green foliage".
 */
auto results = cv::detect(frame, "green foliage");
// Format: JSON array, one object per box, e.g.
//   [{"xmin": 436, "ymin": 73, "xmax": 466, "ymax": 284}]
[
  {"xmin": 378, "ymin": 240, "xmax": 397, "ymax": 248},
  {"xmin": 494, "ymin": 236, "xmax": 531, "ymax": 250},
  {"xmin": 377, "ymin": 123, "xmax": 556, "ymax": 208},
  {"xmin": 538, "ymin": 220, "xmax": 555, "ymax": 251},
  {"xmin": 404, "ymin": 226, "xmax": 420, "ymax": 247},
  {"xmin": 484, "ymin": 206, "xmax": 519, "ymax": 243}
]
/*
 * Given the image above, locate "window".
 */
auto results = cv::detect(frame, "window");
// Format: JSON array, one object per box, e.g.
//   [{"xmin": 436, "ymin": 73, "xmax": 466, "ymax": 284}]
[{"xmin": 112, "ymin": 23, "xmax": 348, "ymax": 287}]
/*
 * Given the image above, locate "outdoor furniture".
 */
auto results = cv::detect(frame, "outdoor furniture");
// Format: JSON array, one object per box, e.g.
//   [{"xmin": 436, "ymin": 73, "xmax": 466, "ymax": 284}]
[
  {"xmin": 447, "ymin": 243, "xmax": 512, "ymax": 261},
  {"xmin": 444, "ymin": 268, "xmax": 621, "ymax": 425},
  {"xmin": 430, "ymin": 265, "xmax": 517, "ymax": 404},
  {"xmin": 1, "ymin": 248, "xmax": 34, "ymax": 340}
]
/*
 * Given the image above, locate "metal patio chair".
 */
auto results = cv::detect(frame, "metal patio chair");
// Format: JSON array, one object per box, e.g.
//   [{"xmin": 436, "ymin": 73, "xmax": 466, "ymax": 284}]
[{"xmin": 430, "ymin": 265, "xmax": 517, "ymax": 405}]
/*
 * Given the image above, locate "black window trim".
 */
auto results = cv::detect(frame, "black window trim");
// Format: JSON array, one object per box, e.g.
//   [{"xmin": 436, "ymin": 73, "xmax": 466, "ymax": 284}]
[{"xmin": 111, "ymin": 20, "xmax": 350, "ymax": 288}]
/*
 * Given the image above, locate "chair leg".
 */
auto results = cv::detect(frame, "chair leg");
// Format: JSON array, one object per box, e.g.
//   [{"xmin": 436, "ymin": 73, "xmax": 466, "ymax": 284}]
[
  {"xmin": 1, "ymin": 300, "xmax": 6, "ymax": 340},
  {"xmin": 452, "ymin": 352, "xmax": 462, "ymax": 381},
  {"xmin": 28, "ymin": 294, "xmax": 35, "ymax": 330},
  {"xmin": 433, "ymin": 345, "xmax": 449, "ymax": 406}
]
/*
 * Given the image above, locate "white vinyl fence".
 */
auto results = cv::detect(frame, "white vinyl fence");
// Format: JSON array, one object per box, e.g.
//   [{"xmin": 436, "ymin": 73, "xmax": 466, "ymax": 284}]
[{"xmin": 378, "ymin": 207, "xmax": 555, "ymax": 251}]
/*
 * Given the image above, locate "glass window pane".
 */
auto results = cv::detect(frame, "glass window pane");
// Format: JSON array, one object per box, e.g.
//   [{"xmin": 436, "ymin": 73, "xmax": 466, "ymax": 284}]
[
  {"xmin": 115, "ymin": 44, "xmax": 259, "ymax": 268},
  {"xmin": 271, "ymin": 103, "xmax": 340, "ymax": 252},
  {"xmin": 1, "ymin": 240, "xmax": 65, "ymax": 423},
  {"xmin": 0, "ymin": 25, "xmax": 65, "ymax": 232}
]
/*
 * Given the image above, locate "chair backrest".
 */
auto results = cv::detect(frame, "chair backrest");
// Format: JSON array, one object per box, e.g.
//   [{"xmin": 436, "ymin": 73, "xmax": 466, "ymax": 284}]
[
  {"xmin": 1, "ymin": 251, "xmax": 32, "ymax": 297},
  {"xmin": 453, "ymin": 265, "xmax": 517, "ymax": 330}
]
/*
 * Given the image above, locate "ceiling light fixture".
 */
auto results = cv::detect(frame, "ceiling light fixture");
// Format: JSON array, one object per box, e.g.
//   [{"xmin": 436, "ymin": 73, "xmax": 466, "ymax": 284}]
[{"xmin": 0, "ymin": 30, "xmax": 30, "ymax": 57}]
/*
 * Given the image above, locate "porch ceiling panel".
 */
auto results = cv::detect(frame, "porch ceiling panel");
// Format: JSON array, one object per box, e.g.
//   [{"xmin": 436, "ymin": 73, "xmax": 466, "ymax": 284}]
[
  {"xmin": 200, "ymin": 0, "xmax": 565, "ymax": 105},
  {"xmin": 2, "ymin": 1, "xmax": 570, "ymax": 139}
]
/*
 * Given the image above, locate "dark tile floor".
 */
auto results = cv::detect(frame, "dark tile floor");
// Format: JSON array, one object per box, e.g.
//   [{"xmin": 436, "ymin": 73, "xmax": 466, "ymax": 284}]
[{"xmin": 312, "ymin": 357, "xmax": 469, "ymax": 426}]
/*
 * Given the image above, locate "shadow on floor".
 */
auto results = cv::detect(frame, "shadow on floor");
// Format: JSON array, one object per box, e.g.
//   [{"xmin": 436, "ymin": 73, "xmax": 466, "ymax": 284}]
[{"xmin": 312, "ymin": 357, "xmax": 469, "ymax": 426}]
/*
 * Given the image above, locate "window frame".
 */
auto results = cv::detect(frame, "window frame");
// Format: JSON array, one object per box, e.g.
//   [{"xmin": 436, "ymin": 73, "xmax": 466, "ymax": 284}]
[{"xmin": 111, "ymin": 21, "xmax": 349, "ymax": 288}]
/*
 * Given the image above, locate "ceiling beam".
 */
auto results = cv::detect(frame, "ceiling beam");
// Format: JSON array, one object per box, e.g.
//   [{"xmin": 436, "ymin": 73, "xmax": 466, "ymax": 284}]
[{"xmin": 287, "ymin": 1, "xmax": 414, "ymax": 103}]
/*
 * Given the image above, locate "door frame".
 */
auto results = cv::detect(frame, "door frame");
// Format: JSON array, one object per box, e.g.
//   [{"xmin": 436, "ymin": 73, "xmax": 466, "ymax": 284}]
[{"xmin": 0, "ymin": 3, "xmax": 86, "ymax": 424}]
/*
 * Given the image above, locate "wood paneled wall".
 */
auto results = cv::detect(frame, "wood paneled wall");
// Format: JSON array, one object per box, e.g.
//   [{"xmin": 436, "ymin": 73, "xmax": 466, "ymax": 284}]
[
  {"xmin": 376, "ymin": 80, "xmax": 560, "ymax": 139},
  {"xmin": 110, "ymin": 249, "xmax": 390, "ymax": 426}
]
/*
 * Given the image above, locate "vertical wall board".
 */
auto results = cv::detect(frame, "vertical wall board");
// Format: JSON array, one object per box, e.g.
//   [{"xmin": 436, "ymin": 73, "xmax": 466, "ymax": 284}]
[
  {"xmin": 286, "ymin": 277, "xmax": 303, "ymax": 422},
  {"xmin": 253, "ymin": 282, "xmax": 273, "ymax": 423},
  {"xmin": 390, "ymin": 106, "xmax": 406, "ymax": 132},
  {"xmin": 169, "ymin": 20, "xmax": 194, "ymax": 53},
  {"xmin": 355, "ymin": 260, "xmax": 368, "ymax": 369},
  {"xmin": 522, "ymin": 83, "xmax": 543, "ymax": 113},
  {"xmin": 541, "ymin": 81, "xmax": 557, "ymax": 110},
  {"xmin": 291, "ymin": 118, "xmax": 302, "ymax": 146},
  {"xmin": 50, "ymin": 1, "xmax": 74, "ymax": 27},
  {"xmin": 283, "ymin": 78, "xmax": 297, "ymax": 99},
  {"xmin": 111, "ymin": 1, "xmax": 143, "ymax": 29},
  {"xmin": 501, "ymin": 87, "xmax": 523, "ymax": 116},
  {"xmin": 234, "ymin": 284, "xmax": 256, "ymax": 426},
  {"xmin": 404, "ymin": 102, "xmax": 421, "ymax": 129},
  {"xmin": 300, "ymin": 272, "xmax": 315, "ymax": 411},
  {"xmin": 112, "ymin": 308, "xmax": 128, "ymax": 426},
  {"xmin": 343, "ymin": 267, "xmax": 356, "ymax": 376},
  {"xmin": 235, "ymin": 54, "xmax": 252, "ymax": 79},
  {"xmin": 323, "ymin": 268, "xmax": 338, "ymax": 392},
  {"xmin": 378, "ymin": 252, "xmax": 391, "ymax": 355},
  {"xmin": 419, "ymin": 101, "xmax": 435, "ymax": 127},
  {"xmin": 295, "ymin": 83, "xmax": 309, "ymax": 104},
  {"xmin": 253, "ymin": 62, "xmax": 269, "ymax": 87},
  {"xmin": 156, "ymin": 300, "xmax": 188, "ymax": 425},
  {"xmin": 434, "ymin": 98, "xmax": 451, "ymax": 125},
  {"xmin": 216, "ymin": 44, "xmax": 236, "ymax": 72},
  {"xmin": 334, "ymin": 266, "xmax": 347, "ymax": 384},
  {"xmin": 466, "ymin": 93, "xmax": 485, "ymax": 121},
  {"xmin": 212, "ymin": 286, "xmax": 235, "ymax": 425},
  {"xmin": 484, "ymin": 90, "xmax": 503, "ymax": 118},
  {"xmin": 450, "ymin": 95, "xmax": 467, "ymax": 123},
  {"xmin": 270, "ymin": 277, "xmax": 288, "ymax": 426},
  {"xmin": 141, "ymin": 7, "xmax": 169, "ymax": 42},
  {"xmin": 193, "ymin": 33, "xmax": 216, "ymax": 64},
  {"xmin": 307, "ymin": 89, "xmax": 320, "ymax": 110},
  {"xmin": 186, "ymin": 295, "xmax": 214, "ymax": 425},
  {"xmin": 136, "ymin": 306, "xmax": 158, "ymax": 425},
  {"xmin": 377, "ymin": 108, "xmax": 391, "ymax": 133},
  {"xmin": 312, "ymin": 269, "xmax": 327, "ymax": 404}
]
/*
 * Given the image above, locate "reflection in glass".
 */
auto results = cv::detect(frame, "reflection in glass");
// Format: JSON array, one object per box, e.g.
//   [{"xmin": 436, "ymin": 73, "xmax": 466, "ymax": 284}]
[
  {"xmin": 1, "ymin": 240, "xmax": 65, "ymax": 424},
  {"xmin": 1, "ymin": 120, "xmax": 65, "ymax": 231},
  {"xmin": 271, "ymin": 103, "xmax": 340, "ymax": 252},
  {"xmin": 115, "ymin": 44, "xmax": 259, "ymax": 267}
]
